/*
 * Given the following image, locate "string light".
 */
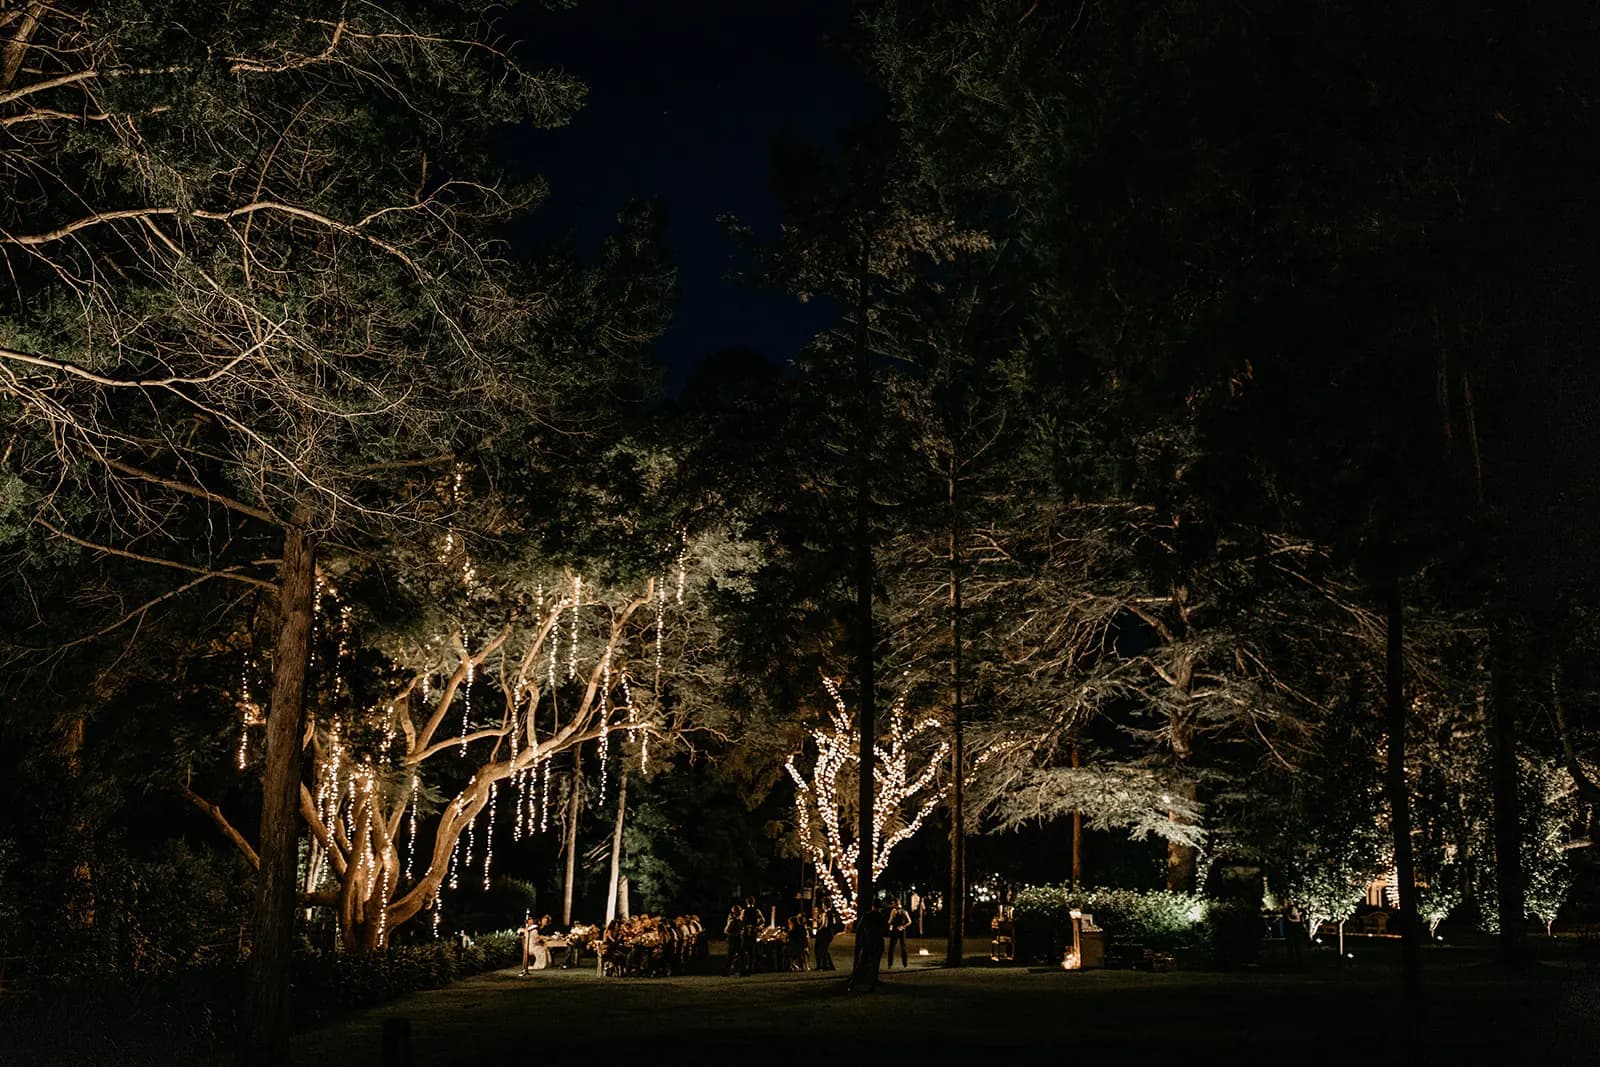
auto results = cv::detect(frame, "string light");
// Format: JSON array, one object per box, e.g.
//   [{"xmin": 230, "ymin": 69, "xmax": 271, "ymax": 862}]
[
  {"xmin": 654, "ymin": 575, "xmax": 666, "ymax": 677},
  {"xmin": 784, "ymin": 679, "xmax": 950, "ymax": 922},
  {"xmin": 310, "ymin": 576, "xmax": 325, "ymax": 674},
  {"xmin": 333, "ymin": 603, "xmax": 352, "ymax": 697},
  {"xmin": 377, "ymin": 859, "xmax": 391, "ymax": 948},
  {"xmin": 600, "ymin": 645, "xmax": 612, "ymax": 730},
  {"xmin": 675, "ymin": 542, "xmax": 686, "ymax": 605},
  {"xmin": 548, "ymin": 600, "xmax": 560, "ymax": 692},
  {"xmin": 568, "ymin": 576, "xmax": 581, "ymax": 680},
  {"xmin": 540, "ymin": 757, "xmax": 550, "ymax": 833},
  {"xmin": 432, "ymin": 897, "xmax": 441, "ymax": 938},
  {"xmin": 448, "ymin": 799, "xmax": 463, "ymax": 890},
  {"xmin": 236, "ymin": 659, "xmax": 261, "ymax": 770},
  {"xmin": 620, "ymin": 670, "xmax": 647, "ymax": 773},
  {"xmin": 512, "ymin": 729, "xmax": 523, "ymax": 844},
  {"xmin": 406, "ymin": 772, "xmax": 419, "ymax": 881},
  {"xmin": 483, "ymin": 781, "xmax": 496, "ymax": 891},
  {"xmin": 516, "ymin": 767, "xmax": 527, "ymax": 840},
  {"xmin": 465, "ymin": 802, "xmax": 476, "ymax": 870},
  {"xmin": 460, "ymin": 632, "xmax": 474, "ymax": 757},
  {"xmin": 622, "ymin": 670, "xmax": 636, "ymax": 743},
  {"xmin": 345, "ymin": 767, "xmax": 357, "ymax": 839},
  {"xmin": 383, "ymin": 704, "xmax": 397, "ymax": 763}
]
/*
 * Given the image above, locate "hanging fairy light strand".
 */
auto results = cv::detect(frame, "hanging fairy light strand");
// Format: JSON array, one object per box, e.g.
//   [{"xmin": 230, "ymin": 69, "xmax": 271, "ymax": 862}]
[
  {"xmin": 653, "ymin": 574, "xmax": 666, "ymax": 678},
  {"xmin": 377, "ymin": 858, "xmax": 391, "ymax": 948},
  {"xmin": 406, "ymin": 772, "xmax": 420, "ymax": 881},
  {"xmin": 568, "ymin": 576, "xmax": 581, "ymax": 680},
  {"xmin": 236, "ymin": 660, "xmax": 258, "ymax": 770},
  {"xmin": 675, "ymin": 541, "xmax": 687, "ymax": 605},
  {"xmin": 448, "ymin": 798, "xmax": 464, "ymax": 890},
  {"xmin": 540, "ymin": 756, "xmax": 550, "ymax": 833},
  {"xmin": 482, "ymin": 781, "xmax": 496, "ymax": 891}
]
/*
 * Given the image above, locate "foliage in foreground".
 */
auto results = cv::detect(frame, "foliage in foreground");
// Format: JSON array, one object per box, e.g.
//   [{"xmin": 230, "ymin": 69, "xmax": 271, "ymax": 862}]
[{"xmin": 0, "ymin": 931, "xmax": 523, "ymax": 1063}]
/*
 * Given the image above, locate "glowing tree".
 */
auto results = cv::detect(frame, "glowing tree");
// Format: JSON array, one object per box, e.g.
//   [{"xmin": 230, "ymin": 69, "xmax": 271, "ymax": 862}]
[
  {"xmin": 197, "ymin": 515, "xmax": 701, "ymax": 951},
  {"xmin": 785, "ymin": 677, "xmax": 951, "ymax": 922}
]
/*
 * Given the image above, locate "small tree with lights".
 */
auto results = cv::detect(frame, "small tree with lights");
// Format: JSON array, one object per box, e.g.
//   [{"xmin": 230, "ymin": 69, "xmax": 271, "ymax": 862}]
[{"xmin": 785, "ymin": 676, "xmax": 954, "ymax": 923}]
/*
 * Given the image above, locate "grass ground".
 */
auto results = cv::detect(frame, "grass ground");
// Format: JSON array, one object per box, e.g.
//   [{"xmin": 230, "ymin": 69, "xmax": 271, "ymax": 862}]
[{"xmin": 287, "ymin": 934, "xmax": 1600, "ymax": 1066}]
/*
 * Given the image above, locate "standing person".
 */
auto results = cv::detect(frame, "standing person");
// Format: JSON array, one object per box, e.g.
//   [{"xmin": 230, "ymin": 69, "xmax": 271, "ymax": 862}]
[
  {"xmin": 723, "ymin": 901, "xmax": 744, "ymax": 976},
  {"xmin": 885, "ymin": 900, "xmax": 911, "ymax": 968},
  {"xmin": 785, "ymin": 913, "xmax": 809, "ymax": 971},
  {"xmin": 739, "ymin": 896, "xmax": 763, "ymax": 976},
  {"xmin": 813, "ymin": 905, "xmax": 838, "ymax": 971},
  {"xmin": 519, "ymin": 913, "xmax": 537, "ymax": 976},
  {"xmin": 1284, "ymin": 901, "xmax": 1308, "ymax": 968},
  {"xmin": 910, "ymin": 890, "xmax": 924, "ymax": 936},
  {"xmin": 847, "ymin": 902, "xmax": 888, "ymax": 991}
]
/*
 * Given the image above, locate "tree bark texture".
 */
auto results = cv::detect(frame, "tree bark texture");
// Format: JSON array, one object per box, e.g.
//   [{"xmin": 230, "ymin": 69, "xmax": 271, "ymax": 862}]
[
  {"xmin": 605, "ymin": 767, "xmax": 627, "ymax": 924},
  {"xmin": 563, "ymin": 748, "xmax": 581, "ymax": 927},
  {"xmin": 946, "ymin": 460, "xmax": 966, "ymax": 966},
  {"xmin": 853, "ymin": 234, "xmax": 876, "ymax": 920},
  {"xmin": 1165, "ymin": 640, "xmax": 1198, "ymax": 892},
  {"xmin": 1488, "ymin": 612, "xmax": 1527, "ymax": 967},
  {"xmin": 239, "ymin": 525, "xmax": 313, "ymax": 1067},
  {"xmin": 1071, "ymin": 744, "xmax": 1083, "ymax": 888},
  {"xmin": 1384, "ymin": 573, "xmax": 1423, "ymax": 1012}
]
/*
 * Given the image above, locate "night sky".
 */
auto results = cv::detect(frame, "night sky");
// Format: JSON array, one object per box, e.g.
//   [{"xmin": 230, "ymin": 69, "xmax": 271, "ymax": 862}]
[{"xmin": 511, "ymin": 0, "xmax": 877, "ymax": 389}]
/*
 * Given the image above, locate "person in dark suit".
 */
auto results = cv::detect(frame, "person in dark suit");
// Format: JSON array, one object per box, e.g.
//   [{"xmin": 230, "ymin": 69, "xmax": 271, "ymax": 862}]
[
  {"xmin": 739, "ymin": 896, "xmax": 762, "ymax": 976},
  {"xmin": 813, "ymin": 905, "xmax": 838, "ymax": 971},
  {"xmin": 723, "ymin": 901, "xmax": 744, "ymax": 976},
  {"xmin": 885, "ymin": 901, "xmax": 912, "ymax": 967},
  {"xmin": 847, "ymin": 902, "xmax": 887, "ymax": 991}
]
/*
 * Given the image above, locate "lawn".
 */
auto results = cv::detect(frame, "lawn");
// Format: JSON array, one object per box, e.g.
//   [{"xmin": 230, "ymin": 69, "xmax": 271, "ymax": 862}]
[{"xmin": 286, "ymin": 935, "xmax": 1600, "ymax": 1066}]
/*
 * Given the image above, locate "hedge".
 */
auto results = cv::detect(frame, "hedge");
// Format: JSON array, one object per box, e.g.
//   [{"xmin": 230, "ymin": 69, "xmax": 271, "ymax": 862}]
[
  {"xmin": 1012, "ymin": 885, "xmax": 1207, "ymax": 961},
  {"xmin": 293, "ymin": 930, "xmax": 522, "ymax": 1024},
  {"xmin": 0, "ymin": 929, "xmax": 525, "ymax": 1061}
]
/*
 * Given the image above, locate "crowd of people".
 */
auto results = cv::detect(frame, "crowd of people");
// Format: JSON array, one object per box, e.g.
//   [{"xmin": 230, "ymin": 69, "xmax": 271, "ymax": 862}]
[
  {"xmin": 514, "ymin": 896, "xmax": 923, "ymax": 985},
  {"xmin": 715, "ymin": 896, "xmax": 915, "ymax": 987},
  {"xmin": 596, "ymin": 913, "xmax": 708, "ymax": 977}
]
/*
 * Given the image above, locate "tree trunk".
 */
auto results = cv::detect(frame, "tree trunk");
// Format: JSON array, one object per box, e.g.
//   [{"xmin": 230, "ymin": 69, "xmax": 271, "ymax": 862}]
[
  {"xmin": 604, "ymin": 768, "xmax": 627, "ymax": 924},
  {"xmin": 0, "ymin": 2, "xmax": 45, "ymax": 91},
  {"xmin": 946, "ymin": 461, "xmax": 967, "ymax": 967},
  {"xmin": 562, "ymin": 748, "xmax": 581, "ymax": 927},
  {"xmin": 566, "ymin": 751, "xmax": 585, "ymax": 927},
  {"xmin": 239, "ymin": 524, "xmax": 314, "ymax": 1066},
  {"xmin": 1487, "ymin": 612, "xmax": 1527, "ymax": 967},
  {"xmin": 1384, "ymin": 572, "xmax": 1423, "ymax": 1013},
  {"xmin": 1165, "ymin": 778, "xmax": 1199, "ymax": 892},
  {"xmin": 1165, "ymin": 645, "xmax": 1198, "ymax": 892},
  {"xmin": 1070, "ymin": 745, "xmax": 1083, "ymax": 888},
  {"xmin": 852, "ymin": 234, "xmax": 876, "ymax": 921},
  {"xmin": 61, "ymin": 715, "xmax": 96, "ymax": 934}
]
